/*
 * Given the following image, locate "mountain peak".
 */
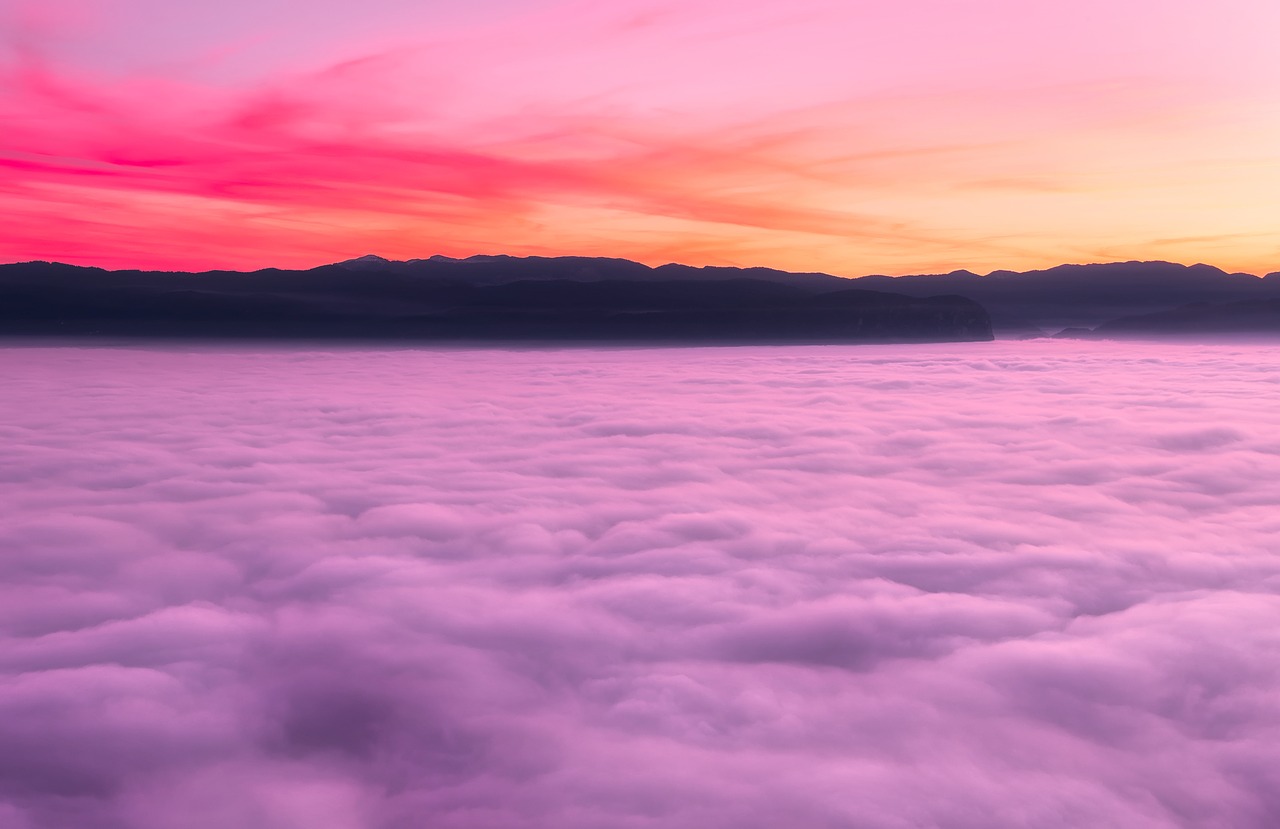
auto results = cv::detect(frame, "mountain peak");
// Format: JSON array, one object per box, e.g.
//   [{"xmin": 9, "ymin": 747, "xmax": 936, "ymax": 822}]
[{"xmin": 337, "ymin": 254, "xmax": 395, "ymax": 271}]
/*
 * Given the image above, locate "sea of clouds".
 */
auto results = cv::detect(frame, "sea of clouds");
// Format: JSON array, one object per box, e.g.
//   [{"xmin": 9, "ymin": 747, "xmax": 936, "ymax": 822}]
[{"xmin": 1, "ymin": 340, "xmax": 1279, "ymax": 828}]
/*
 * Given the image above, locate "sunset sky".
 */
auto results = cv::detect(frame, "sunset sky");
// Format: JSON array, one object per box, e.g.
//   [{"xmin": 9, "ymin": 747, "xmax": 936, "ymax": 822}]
[{"xmin": 3, "ymin": 0, "xmax": 1279, "ymax": 275}]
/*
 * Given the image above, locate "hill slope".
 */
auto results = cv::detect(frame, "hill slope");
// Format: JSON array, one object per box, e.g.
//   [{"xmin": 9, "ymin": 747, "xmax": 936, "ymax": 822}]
[{"xmin": 0, "ymin": 261, "xmax": 992, "ymax": 344}]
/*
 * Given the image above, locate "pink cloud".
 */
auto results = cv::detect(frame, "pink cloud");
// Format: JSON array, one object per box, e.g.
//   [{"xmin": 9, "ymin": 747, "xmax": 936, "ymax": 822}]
[
  {"xmin": 3, "ymin": 0, "xmax": 1280, "ymax": 273},
  {"xmin": 2, "ymin": 340, "xmax": 1280, "ymax": 825}
]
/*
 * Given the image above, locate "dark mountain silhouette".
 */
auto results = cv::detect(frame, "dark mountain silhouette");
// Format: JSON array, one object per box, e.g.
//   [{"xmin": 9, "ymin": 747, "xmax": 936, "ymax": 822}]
[
  {"xmin": 4, "ymin": 254, "xmax": 1278, "ymax": 342},
  {"xmin": 1089, "ymin": 298, "xmax": 1280, "ymax": 338},
  {"xmin": 335, "ymin": 254, "xmax": 851, "ymax": 290},
  {"xmin": 0, "ymin": 261, "xmax": 991, "ymax": 344},
  {"xmin": 333, "ymin": 255, "xmax": 1280, "ymax": 335},
  {"xmin": 844, "ymin": 262, "xmax": 1280, "ymax": 334}
]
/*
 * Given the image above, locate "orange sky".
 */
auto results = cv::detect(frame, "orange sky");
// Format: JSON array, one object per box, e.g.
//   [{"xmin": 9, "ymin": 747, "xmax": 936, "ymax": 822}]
[{"xmin": 3, "ymin": 0, "xmax": 1280, "ymax": 275}]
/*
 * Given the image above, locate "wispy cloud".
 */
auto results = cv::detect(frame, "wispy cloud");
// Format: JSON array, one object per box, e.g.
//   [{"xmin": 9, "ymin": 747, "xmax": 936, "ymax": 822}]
[{"xmin": 2, "ymin": 0, "xmax": 1279, "ymax": 272}]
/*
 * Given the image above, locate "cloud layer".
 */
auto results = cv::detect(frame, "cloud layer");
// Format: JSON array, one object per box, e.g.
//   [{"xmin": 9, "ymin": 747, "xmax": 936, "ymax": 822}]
[{"xmin": 2, "ymin": 340, "xmax": 1280, "ymax": 827}]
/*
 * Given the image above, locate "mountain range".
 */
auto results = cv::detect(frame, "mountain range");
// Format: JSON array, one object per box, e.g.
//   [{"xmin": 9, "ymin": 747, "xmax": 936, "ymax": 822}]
[{"xmin": 2, "ymin": 255, "xmax": 1278, "ymax": 342}]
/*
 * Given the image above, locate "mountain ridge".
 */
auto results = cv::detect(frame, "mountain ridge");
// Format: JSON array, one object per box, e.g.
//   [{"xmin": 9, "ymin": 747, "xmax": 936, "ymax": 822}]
[
  {"xmin": 4, "ymin": 255, "xmax": 1280, "ymax": 339},
  {"xmin": 0, "ymin": 260, "xmax": 993, "ymax": 344}
]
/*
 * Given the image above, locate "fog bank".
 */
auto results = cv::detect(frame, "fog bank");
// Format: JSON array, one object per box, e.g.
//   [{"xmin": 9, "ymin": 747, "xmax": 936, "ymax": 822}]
[{"xmin": 2, "ymin": 341, "xmax": 1278, "ymax": 828}]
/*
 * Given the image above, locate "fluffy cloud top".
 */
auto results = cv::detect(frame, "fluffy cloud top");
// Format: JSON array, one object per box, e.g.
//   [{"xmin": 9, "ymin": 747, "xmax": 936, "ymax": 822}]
[{"xmin": 1, "ymin": 340, "xmax": 1279, "ymax": 828}]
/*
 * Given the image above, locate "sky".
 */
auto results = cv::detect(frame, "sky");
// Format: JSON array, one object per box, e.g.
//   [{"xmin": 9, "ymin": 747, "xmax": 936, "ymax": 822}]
[
  {"xmin": 2, "ymin": 0, "xmax": 1280, "ymax": 274},
  {"xmin": 4, "ymin": 341, "xmax": 1280, "ymax": 827}
]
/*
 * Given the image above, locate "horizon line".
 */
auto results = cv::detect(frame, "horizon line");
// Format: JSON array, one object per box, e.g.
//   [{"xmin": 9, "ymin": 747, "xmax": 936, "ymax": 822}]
[{"xmin": 4, "ymin": 255, "xmax": 1276, "ymax": 281}]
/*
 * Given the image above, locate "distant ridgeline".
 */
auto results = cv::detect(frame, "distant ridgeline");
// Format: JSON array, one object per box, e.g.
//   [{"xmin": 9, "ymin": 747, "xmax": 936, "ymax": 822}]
[
  {"xmin": 845, "ymin": 261, "xmax": 1280, "ymax": 338},
  {"xmin": 0, "ymin": 256, "xmax": 991, "ymax": 344},
  {"xmin": 2, "ymin": 254, "xmax": 1279, "ymax": 341}
]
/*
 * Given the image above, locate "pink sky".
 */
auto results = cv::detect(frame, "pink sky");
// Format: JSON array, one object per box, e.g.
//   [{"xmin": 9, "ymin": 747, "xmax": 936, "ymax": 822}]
[{"xmin": 3, "ymin": 0, "xmax": 1279, "ymax": 274}]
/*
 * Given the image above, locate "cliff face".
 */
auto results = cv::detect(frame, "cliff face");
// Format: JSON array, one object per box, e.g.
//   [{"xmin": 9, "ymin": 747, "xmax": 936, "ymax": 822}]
[{"xmin": 0, "ymin": 263, "xmax": 993, "ymax": 344}]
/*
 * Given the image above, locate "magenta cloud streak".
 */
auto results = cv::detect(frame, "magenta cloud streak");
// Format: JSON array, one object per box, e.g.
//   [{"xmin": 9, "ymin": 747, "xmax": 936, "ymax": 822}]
[
  {"xmin": 2, "ymin": 341, "xmax": 1280, "ymax": 827},
  {"xmin": 5, "ymin": 0, "xmax": 1280, "ymax": 273}
]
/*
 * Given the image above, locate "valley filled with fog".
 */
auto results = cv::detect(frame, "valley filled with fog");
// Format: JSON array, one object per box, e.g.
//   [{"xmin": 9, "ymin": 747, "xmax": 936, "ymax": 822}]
[{"xmin": 2, "ymin": 341, "xmax": 1278, "ymax": 828}]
